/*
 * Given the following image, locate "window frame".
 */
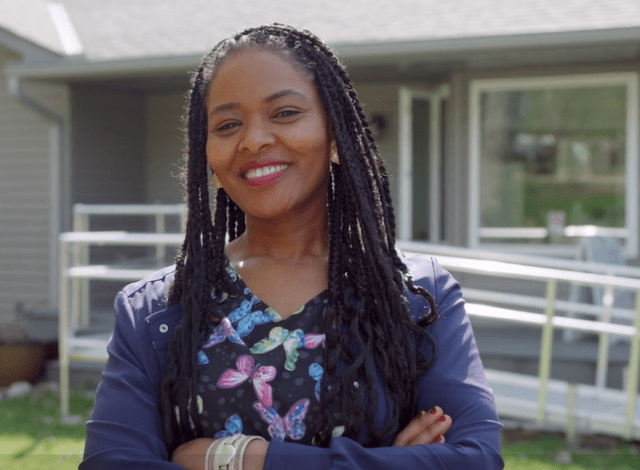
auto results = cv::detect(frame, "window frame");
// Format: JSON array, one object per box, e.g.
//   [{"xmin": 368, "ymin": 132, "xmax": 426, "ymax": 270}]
[{"xmin": 468, "ymin": 72, "xmax": 640, "ymax": 258}]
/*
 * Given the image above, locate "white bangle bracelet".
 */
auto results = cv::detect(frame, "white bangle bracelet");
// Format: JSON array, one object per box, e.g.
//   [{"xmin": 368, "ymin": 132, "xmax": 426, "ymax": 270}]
[
  {"xmin": 233, "ymin": 435, "xmax": 267, "ymax": 470},
  {"xmin": 204, "ymin": 434, "xmax": 267, "ymax": 470}
]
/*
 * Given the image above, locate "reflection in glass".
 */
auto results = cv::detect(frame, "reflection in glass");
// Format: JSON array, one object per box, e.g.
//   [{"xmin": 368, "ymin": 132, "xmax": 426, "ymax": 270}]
[{"xmin": 479, "ymin": 86, "xmax": 626, "ymax": 243}]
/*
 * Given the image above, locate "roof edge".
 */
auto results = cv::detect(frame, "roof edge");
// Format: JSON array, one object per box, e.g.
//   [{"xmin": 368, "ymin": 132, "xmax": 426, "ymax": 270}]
[
  {"xmin": 0, "ymin": 26, "xmax": 62, "ymax": 61},
  {"xmin": 6, "ymin": 25, "xmax": 640, "ymax": 80},
  {"xmin": 334, "ymin": 25, "xmax": 640, "ymax": 59}
]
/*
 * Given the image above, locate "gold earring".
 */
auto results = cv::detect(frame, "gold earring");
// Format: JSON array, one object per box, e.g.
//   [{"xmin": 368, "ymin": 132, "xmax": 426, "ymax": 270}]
[
  {"xmin": 212, "ymin": 173, "xmax": 222, "ymax": 189},
  {"xmin": 330, "ymin": 142, "xmax": 340, "ymax": 165}
]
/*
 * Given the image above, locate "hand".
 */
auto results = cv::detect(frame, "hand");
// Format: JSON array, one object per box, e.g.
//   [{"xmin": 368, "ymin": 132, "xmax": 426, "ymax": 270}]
[{"xmin": 393, "ymin": 406, "xmax": 452, "ymax": 447}]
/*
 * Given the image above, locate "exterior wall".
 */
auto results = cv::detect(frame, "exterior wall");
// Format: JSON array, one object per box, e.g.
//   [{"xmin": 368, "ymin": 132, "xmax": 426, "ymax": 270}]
[
  {"xmin": 145, "ymin": 91, "xmax": 185, "ymax": 204},
  {"xmin": 0, "ymin": 45, "xmax": 67, "ymax": 325},
  {"xmin": 70, "ymin": 85, "xmax": 146, "ymax": 207}
]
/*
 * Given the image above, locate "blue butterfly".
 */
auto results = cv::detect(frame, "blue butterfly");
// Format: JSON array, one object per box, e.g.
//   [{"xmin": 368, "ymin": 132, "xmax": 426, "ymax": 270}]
[
  {"xmin": 214, "ymin": 413, "xmax": 243, "ymax": 438},
  {"xmin": 228, "ymin": 289, "xmax": 276, "ymax": 337},
  {"xmin": 197, "ymin": 350, "xmax": 209, "ymax": 365},
  {"xmin": 308, "ymin": 363, "xmax": 323, "ymax": 401}
]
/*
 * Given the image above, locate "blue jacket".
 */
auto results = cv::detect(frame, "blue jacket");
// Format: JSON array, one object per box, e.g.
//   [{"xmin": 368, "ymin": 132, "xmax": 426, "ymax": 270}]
[{"xmin": 81, "ymin": 254, "xmax": 504, "ymax": 469}]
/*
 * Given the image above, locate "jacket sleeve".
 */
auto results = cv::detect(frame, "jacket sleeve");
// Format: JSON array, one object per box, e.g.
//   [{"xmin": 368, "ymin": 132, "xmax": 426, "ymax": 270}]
[
  {"xmin": 263, "ymin": 257, "xmax": 504, "ymax": 470},
  {"xmin": 80, "ymin": 290, "xmax": 182, "ymax": 470}
]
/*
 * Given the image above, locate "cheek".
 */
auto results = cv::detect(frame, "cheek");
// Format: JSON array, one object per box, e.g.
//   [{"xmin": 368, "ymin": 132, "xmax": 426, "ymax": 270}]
[{"xmin": 205, "ymin": 140, "xmax": 231, "ymax": 172}]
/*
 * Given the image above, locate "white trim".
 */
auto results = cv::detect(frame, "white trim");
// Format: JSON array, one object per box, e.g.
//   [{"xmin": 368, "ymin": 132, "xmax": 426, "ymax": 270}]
[
  {"xmin": 46, "ymin": 3, "xmax": 84, "ymax": 56},
  {"xmin": 49, "ymin": 126, "xmax": 61, "ymax": 309},
  {"xmin": 429, "ymin": 95, "xmax": 441, "ymax": 243},
  {"xmin": 469, "ymin": 72, "xmax": 640, "ymax": 258},
  {"xmin": 398, "ymin": 87, "xmax": 413, "ymax": 241},
  {"xmin": 398, "ymin": 86, "xmax": 449, "ymax": 242}
]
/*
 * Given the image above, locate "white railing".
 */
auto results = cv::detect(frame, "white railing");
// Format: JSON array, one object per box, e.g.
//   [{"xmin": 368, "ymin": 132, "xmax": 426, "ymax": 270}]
[
  {"xmin": 58, "ymin": 204, "xmax": 185, "ymax": 419},
  {"xmin": 57, "ymin": 218, "xmax": 640, "ymax": 437},
  {"xmin": 398, "ymin": 241, "xmax": 640, "ymax": 440}
]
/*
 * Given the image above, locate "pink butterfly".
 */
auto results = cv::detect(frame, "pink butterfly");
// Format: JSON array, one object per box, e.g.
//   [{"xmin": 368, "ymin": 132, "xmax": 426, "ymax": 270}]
[
  {"xmin": 217, "ymin": 354, "xmax": 276, "ymax": 407},
  {"xmin": 253, "ymin": 398, "xmax": 310, "ymax": 441}
]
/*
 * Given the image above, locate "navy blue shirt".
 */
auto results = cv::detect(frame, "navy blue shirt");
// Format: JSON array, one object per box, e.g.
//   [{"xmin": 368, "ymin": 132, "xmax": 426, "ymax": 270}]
[{"xmin": 81, "ymin": 254, "xmax": 504, "ymax": 469}]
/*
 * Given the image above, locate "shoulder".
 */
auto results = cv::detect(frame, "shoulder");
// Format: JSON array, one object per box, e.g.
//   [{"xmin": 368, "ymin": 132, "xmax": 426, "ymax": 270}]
[
  {"xmin": 398, "ymin": 250, "xmax": 463, "ymax": 321},
  {"xmin": 113, "ymin": 265, "xmax": 182, "ymax": 333},
  {"xmin": 118, "ymin": 265, "xmax": 176, "ymax": 313}
]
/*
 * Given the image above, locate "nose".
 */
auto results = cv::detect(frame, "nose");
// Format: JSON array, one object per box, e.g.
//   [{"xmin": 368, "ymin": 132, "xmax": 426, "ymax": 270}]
[{"xmin": 238, "ymin": 116, "xmax": 275, "ymax": 153}]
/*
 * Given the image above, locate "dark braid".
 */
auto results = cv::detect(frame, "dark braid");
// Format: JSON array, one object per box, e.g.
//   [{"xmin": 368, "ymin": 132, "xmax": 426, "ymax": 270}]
[{"xmin": 161, "ymin": 24, "xmax": 437, "ymax": 453}]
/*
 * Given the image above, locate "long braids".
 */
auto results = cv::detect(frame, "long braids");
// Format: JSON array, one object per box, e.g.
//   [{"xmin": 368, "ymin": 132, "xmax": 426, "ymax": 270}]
[{"xmin": 161, "ymin": 24, "xmax": 438, "ymax": 453}]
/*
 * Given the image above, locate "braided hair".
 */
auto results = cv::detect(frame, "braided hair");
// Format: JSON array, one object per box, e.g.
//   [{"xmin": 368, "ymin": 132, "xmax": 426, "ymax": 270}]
[{"xmin": 161, "ymin": 23, "xmax": 438, "ymax": 453}]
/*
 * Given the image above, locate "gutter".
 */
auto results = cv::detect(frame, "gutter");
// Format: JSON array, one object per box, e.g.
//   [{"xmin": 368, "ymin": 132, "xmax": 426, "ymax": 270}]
[
  {"xmin": 5, "ymin": 25, "xmax": 640, "ymax": 80},
  {"xmin": 7, "ymin": 76, "xmax": 64, "ymax": 311}
]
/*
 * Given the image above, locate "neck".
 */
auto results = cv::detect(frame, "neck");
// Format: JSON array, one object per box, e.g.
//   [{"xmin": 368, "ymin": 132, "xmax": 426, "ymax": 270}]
[{"xmin": 231, "ymin": 199, "xmax": 329, "ymax": 261}]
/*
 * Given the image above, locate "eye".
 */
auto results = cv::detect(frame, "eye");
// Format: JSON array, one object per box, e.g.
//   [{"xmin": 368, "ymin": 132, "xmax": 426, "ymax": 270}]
[
  {"xmin": 273, "ymin": 108, "xmax": 300, "ymax": 119},
  {"xmin": 214, "ymin": 121, "xmax": 241, "ymax": 133}
]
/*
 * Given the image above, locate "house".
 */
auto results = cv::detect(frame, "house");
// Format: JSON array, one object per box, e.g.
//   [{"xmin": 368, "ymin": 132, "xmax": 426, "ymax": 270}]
[{"xmin": 2, "ymin": 0, "xmax": 640, "ymax": 341}]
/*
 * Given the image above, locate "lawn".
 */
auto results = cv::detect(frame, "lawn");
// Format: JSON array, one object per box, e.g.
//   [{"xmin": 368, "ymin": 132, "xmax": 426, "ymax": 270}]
[{"xmin": 1, "ymin": 386, "xmax": 639, "ymax": 469}]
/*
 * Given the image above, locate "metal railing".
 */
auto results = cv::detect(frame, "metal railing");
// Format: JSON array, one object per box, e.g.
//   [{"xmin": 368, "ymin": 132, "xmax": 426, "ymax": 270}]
[
  {"xmin": 398, "ymin": 241, "xmax": 640, "ymax": 439},
  {"xmin": 58, "ymin": 204, "xmax": 185, "ymax": 419}
]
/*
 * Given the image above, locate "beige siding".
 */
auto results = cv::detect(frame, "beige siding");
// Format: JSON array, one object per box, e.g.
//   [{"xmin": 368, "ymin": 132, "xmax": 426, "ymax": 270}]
[
  {"xmin": 0, "ymin": 46, "xmax": 67, "ymax": 322},
  {"xmin": 145, "ymin": 91, "xmax": 186, "ymax": 204}
]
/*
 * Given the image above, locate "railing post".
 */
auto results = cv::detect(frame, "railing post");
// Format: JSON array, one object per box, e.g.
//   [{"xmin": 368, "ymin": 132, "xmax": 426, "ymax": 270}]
[
  {"xmin": 58, "ymin": 238, "xmax": 70, "ymax": 419},
  {"xmin": 623, "ymin": 291, "xmax": 640, "ymax": 439},
  {"xmin": 73, "ymin": 208, "xmax": 90, "ymax": 327},
  {"xmin": 538, "ymin": 279, "xmax": 557, "ymax": 423},
  {"xmin": 155, "ymin": 213, "xmax": 166, "ymax": 267},
  {"xmin": 595, "ymin": 284, "xmax": 614, "ymax": 388}
]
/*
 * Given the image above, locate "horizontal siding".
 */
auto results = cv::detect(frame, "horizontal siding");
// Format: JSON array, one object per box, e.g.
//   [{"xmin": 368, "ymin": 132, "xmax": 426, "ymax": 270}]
[{"xmin": 0, "ymin": 45, "xmax": 66, "ymax": 322}]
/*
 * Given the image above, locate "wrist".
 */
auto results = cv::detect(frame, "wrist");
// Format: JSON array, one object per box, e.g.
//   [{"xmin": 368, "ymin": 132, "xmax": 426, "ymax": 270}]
[{"xmin": 240, "ymin": 438, "xmax": 268, "ymax": 470}]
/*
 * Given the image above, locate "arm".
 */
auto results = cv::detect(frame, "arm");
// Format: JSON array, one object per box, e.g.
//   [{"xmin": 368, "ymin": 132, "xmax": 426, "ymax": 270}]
[
  {"xmin": 81, "ymin": 290, "xmax": 183, "ymax": 470},
  {"xmin": 261, "ymin": 257, "xmax": 503, "ymax": 470}
]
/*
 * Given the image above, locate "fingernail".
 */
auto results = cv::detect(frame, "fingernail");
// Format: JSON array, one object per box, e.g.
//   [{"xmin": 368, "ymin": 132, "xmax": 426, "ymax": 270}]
[
  {"xmin": 414, "ymin": 410, "xmax": 426, "ymax": 420},
  {"xmin": 438, "ymin": 415, "xmax": 447, "ymax": 422},
  {"xmin": 436, "ymin": 435, "xmax": 444, "ymax": 443},
  {"xmin": 429, "ymin": 407, "xmax": 438, "ymax": 415}
]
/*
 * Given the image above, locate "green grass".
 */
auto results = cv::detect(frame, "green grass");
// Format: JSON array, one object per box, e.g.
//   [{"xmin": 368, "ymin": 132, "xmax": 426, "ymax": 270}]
[
  {"xmin": 502, "ymin": 430, "xmax": 640, "ymax": 470},
  {"xmin": 1, "ymin": 389, "xmax": 639, "ymax": 469},
  {"xmin": 0, "ymin": 387, "xmax": 93, "ymax": 470}
]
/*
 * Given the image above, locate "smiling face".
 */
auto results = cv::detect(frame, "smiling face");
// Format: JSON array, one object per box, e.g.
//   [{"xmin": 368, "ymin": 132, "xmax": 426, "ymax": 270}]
[{"xmin": 205, "ymin": 48, "xmax": 331, "ymax": 222}]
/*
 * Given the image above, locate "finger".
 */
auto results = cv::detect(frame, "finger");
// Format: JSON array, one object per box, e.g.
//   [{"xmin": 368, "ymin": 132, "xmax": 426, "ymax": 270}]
[
  {"xmin": 407, "ymin": 414, "xmax": 452, "ymax": 446},
  {"xmin": 393, "ymin": 406, "xmax": 444, "ymax": 446}
]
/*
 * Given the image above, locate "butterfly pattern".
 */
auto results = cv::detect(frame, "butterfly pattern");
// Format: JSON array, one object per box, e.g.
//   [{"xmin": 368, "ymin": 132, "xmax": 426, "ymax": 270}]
[
  {"xmin": 308, "ymin": 363, "xmax": 323, "ymax": 401},
  {"xmin": 217, "ymin": 354, "xmax": 277, "ymax": 407},
  {"xmin": 253, "ymin": 398, "xmax": 310, "ymax": 441},
  {"xmin": 196, "ymin": 260, "xmax": 338, "ymax": 445},
  {"xmin": 214, "ymin": 413, "xmax": 243, "ymax": 438},
  {"xmin": 228, "ymin": 289, "xmax": 278, "ymax": 337},
  {"xmin": 250, "ymin": 327, "xmax": 325, "ymax": 371}
]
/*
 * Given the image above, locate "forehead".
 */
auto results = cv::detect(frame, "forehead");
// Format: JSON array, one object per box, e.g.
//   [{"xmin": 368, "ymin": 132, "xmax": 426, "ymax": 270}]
[{"xmin": 206, "ymin": 49, "xmax": 317, "ymax": 106}]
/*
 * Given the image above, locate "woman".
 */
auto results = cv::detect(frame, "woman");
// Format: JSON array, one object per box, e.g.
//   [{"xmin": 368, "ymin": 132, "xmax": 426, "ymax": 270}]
[{"xmin": 81, "ymin": 24, "xmax": 503, "ymax": 470}]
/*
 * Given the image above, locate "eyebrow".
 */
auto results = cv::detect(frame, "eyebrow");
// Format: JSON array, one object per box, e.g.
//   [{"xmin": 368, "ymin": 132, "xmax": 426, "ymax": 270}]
[{"xmin": 209, "ymin": 89, "xmax": 308, "ymax": 116}]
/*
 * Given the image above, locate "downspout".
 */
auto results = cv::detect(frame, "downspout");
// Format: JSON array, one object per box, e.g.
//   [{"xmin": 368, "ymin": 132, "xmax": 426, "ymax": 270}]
[{"xmin": 7, "ymin": 75, "xmax": 65, "ymax": 311}]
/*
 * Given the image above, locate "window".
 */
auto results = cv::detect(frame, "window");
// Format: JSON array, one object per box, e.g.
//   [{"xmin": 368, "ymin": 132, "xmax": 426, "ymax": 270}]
[{"xmin": 469, "ymin": 73, "xmax": 639, "ymax": 257}]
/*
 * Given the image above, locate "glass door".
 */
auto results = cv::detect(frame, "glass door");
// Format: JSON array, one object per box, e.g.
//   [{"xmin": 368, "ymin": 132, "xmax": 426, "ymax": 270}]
[{"xmin": 398, "ymin": 86, "xmax": 448, "ymax": 242}]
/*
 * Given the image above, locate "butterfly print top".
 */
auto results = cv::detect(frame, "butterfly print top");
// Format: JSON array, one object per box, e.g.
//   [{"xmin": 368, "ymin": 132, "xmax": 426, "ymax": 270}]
[{"xmin": 196, "ymin": 260, "xmax": 340, "ymax": 444}]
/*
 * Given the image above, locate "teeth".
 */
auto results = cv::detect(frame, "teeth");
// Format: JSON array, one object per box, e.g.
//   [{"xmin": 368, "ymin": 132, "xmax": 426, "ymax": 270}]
[{"xmin": 245, "ymin": 164, "xmax": 288, "ymax": 180}]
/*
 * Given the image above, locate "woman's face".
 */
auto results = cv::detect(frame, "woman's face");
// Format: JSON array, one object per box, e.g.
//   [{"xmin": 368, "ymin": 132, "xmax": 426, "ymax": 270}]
[{"xmin": 205, "ymin": 49, "xmax": 331, "ymax": 221}]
